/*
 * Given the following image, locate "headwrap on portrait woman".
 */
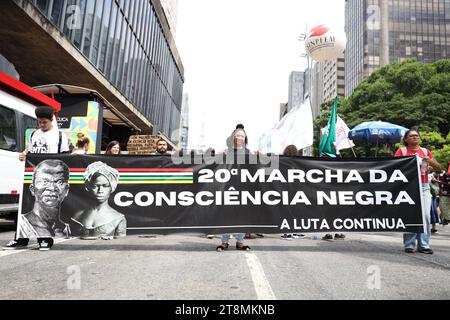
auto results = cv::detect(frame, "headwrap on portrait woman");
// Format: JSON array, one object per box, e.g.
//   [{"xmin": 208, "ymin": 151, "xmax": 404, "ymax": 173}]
[{"xmin": 84, "ymin": 161, "xmax": 120, "ymax": 192}]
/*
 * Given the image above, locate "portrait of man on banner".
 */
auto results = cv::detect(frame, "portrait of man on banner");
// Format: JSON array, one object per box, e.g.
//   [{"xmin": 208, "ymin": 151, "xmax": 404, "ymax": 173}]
[{"xmin": 18, "ymin": 159, "xmax": 71, "ymax": 239}]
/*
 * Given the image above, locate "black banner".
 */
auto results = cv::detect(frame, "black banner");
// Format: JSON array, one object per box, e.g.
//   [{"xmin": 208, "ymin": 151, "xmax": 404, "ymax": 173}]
[{"xmin": 17, "ymin": 154, "xmax": 424, "ymax": 239}]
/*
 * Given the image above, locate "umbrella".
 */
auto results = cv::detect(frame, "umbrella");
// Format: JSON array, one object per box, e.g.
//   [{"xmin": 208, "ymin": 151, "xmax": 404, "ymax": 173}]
[{"xmin": 348, "ymin": 121, "xmax": 409, "ymax": 156}]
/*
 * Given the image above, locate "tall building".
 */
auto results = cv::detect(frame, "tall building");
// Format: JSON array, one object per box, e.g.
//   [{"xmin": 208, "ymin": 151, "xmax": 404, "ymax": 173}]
[
  {"xmin": 310, "ymin": 54, "xmax": 345, "ymax": 118},
  {"xmin": 288, "ymin": 71, "xmax": 306, "ymax": 112},
  {"xmin": 160, "ymin": 0, "xmax": 179, "ymax": 38},
  {"xmin": 322, "ymin": 55, "xmax": 346, "ymax": 102},
  {"xmin": 285, "ymin": 71, "xmax": 315, "ymax": 156},
  {"xmin": 345, "ymin": 0, "xmax": 450, "ymax": 97},
  {"xmin": 310, "ymin": 62, "xmax": 324, "ymax": 120},
  {"xmin": 179, "ymin": 92, "xmax": 189, "ymax": 150},
  {"xmin": 0, "ymin": 0, "xmax": 184, "ymax": 145}
]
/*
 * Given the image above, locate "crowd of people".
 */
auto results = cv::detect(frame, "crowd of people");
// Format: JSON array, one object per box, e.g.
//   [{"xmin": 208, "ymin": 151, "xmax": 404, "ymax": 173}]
[{"xmin": 1, "ymin": 106, "xmax": 449, "ymax": 254}]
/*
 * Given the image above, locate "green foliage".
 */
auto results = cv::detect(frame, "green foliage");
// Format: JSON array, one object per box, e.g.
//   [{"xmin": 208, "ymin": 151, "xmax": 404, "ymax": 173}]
[
  {"xmin": 420, "ymin": 131, "xmax": 446, "ymax": 148},
  {"xmin": 420, "ymin": 131, "xmax": 449, "ymax": 169},
  {"xmin": 314, "ymin": 59, "xmax": 450, "ymax": 158},
  {"xmin": 433, "ymin": 145, "xmax": 450, "ymax": 171}
]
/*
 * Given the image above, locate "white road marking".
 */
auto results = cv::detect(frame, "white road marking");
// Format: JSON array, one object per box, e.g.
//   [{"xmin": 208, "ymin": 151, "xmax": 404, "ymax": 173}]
[
  {"xmin": 0, "ymin": 238, "xmax": 74, "ymax": 258},
  {"xmin": 245, "ymin": 252, "xmax": 277, "ymax": 300}
]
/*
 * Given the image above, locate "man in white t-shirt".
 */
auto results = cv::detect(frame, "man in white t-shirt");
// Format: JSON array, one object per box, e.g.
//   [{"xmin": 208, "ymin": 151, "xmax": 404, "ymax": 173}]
[
  {"xmin": 20, "ymin": 106, "xmax": 70, "ymax": 158},
  {"xmin": 3, "ymin": 106, "xmax": 71, "ymax": 251}
]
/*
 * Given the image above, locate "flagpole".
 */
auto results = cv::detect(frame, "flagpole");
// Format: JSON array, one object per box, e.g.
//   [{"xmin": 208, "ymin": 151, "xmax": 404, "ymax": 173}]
[{"xmin": 349, "ymin": 144, "xmax": 357, "ymax": 157}]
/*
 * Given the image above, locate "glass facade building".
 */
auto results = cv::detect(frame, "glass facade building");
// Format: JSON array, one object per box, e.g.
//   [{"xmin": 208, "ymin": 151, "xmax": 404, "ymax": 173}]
[
  {"xmin": 388, "ymin": 0, "xmax": 450, "ymax": 63},
  {"xmin": 345, "ymin": 0, "xmax": 450, "ymax": 97},
  {"xmin": 345, "ymin": 0, "xmax": 365, "ymax": 98},
  {"xmin": 32, "ymin": 0, "xmax": 184, "ymax": 139}
]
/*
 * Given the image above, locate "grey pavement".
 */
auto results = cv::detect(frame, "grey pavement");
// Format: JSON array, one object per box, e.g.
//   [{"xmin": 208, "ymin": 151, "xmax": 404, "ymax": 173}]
[{"xmin": 0, "ymin": 223, "xmax": 449, "ymax": 300}]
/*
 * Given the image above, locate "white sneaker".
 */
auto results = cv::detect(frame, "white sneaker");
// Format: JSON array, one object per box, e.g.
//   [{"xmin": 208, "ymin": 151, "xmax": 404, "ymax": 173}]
[
  {"xmin": 38, "ymin": 240, "xmax": 51, "ymax": 251},
  {"xmin": 3, "ymin": 239, "xmax": 28, "ymax": 250}
]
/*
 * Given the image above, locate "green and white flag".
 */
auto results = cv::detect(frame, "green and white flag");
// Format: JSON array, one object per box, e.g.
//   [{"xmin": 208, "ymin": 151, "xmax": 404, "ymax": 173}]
[{"xmin": 319, "ymin": 96, "xmax": 339, "ymax": 157}]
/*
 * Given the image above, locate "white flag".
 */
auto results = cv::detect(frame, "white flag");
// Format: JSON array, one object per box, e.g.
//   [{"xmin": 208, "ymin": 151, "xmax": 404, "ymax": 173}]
[
  {"xmin": 321, "ymin": 115, "xmax": 355, "ymax": 153},
  {"xmin": 259, "ymin": 98, "xmax": 313, "ymax": 154}
]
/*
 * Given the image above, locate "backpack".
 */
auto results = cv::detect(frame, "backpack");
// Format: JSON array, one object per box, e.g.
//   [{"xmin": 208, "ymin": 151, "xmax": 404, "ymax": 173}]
[{"xmin": 30, "ymin": 130, "xmax": 66, "ymax": 154}]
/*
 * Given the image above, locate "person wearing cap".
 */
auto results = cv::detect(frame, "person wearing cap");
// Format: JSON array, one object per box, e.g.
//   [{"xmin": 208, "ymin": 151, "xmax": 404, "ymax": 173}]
[{"xmin": 3, "ymin": 106, "xmax": 71, "ymax": 251}]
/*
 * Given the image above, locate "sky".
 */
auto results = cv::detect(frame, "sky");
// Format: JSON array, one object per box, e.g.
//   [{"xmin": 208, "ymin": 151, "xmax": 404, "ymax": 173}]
[{"xmin": 176, "ymin": 0, "xmax": 345, "ymax": 151}]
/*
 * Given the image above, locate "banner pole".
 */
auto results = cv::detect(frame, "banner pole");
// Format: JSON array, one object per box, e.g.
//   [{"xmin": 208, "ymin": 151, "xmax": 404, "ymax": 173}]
[{"xmin": 350, "ymin": 145, "xmax": 357, "ymax": 158}]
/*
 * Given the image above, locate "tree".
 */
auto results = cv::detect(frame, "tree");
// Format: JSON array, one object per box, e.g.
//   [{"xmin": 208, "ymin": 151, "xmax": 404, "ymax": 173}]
[
  {"xmin": 313, "ymin": 59, "xmax": 450, "ymax": 161},
  {"xmin": 421, "ymin": 131, "xmax": 450, "ymax": 171},
  {"xmin": 342, "ymin": 59, "xmax": 449, "ymax": 134}
]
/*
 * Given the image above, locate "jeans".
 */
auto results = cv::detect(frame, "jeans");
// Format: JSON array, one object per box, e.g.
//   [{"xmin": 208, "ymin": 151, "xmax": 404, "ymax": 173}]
[
  {"xmin": 221, "ymin": 233, "xmax": 244, "ymax": 244},
  {"xmin": 404, "ymin": 184, "xmax": 432, "ymax": 249},
  {"xmin": 430, "ymin": 197, "xmax": 439, "ymax": 225}
]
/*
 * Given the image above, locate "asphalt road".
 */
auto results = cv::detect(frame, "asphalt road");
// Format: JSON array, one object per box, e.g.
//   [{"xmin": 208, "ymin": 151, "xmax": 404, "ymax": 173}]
[{"xmin": 1, "ymin": 223, "xmax": 449, "ymax": 300}]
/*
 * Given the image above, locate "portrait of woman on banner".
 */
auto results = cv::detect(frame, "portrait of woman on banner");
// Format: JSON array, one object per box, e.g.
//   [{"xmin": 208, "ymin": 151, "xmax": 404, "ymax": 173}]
[{"xmin": 71, "ymin": 161, "xmax": 126, "ymax": 240}]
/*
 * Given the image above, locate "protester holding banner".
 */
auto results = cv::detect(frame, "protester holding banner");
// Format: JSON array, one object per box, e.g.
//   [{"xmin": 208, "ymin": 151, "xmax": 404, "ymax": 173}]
[
  {"xmin": 71, "ymin": 161, "xmax": 126, "ymax": 240},
  {"xmin": 105, "ymin": 141, "xmax": 121, "ymax": 155},
  {"xmin": 429, "ymin": 172, "xmax": 440, "ymax": 233},
  {"xmin": 3, "ymin": 106, "xmax": 71, "ymax": 251},
  {"xmin": 438, "ymin": 171, "xmax": 450, "ymax": 226},
  {"xmin": 216, "ymin": 126, "xmax": 251, "ymax": 252},
  {"xmin": 280, "ymin": 145, "xmax": 305, "ymax": 240},
  {"xmin": 395, "ymin": 129, "xmax": 443, "ymax": 254}
]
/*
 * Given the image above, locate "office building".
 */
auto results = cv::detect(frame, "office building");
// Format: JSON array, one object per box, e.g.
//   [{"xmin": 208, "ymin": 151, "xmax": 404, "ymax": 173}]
[
  {"xmin": 0, "ymin": 0, "xmax": 184, "ymax": 146},
  {"xmin": 345, "ymin": 0, "xmax": 450, "ymax": 97},
  {"xmin": 179, "ymin": 92, "xmax": 189, "ymax": 150}
]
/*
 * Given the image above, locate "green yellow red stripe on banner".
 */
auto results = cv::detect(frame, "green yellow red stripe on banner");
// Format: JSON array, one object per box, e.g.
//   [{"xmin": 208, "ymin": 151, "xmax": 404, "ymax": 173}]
[{"xmin": 24, "ymin": 168, "xmax": 194, "ymax": 185}]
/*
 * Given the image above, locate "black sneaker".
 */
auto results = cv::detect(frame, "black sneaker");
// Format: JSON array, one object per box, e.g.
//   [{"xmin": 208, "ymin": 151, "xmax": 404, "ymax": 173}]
[
  {"xmin": 322, "ymin": 234, "xmax": 333, "ymax": 241},
  {"xmin": 38, "ymin": 238, "xmax": 53, "ymax": 251},
  {"xmin": 2, "ymin": 239, "xmax": 29, "ymax": 250},
  {"xmin": 417, "ymin": 248, "xmax": 434, "ymax": 254},
  {"xmin": 334, "ymin": 233, "xmax": 346, "ymax": 240}
]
